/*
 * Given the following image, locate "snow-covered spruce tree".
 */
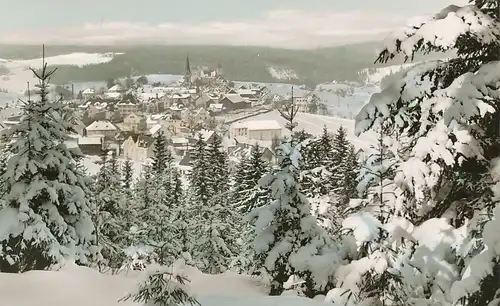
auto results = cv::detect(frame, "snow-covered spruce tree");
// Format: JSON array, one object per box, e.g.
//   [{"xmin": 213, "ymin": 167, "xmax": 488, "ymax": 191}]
[
  {"xmin": 95, "ymin": 150, "xmax": 131, "ymax": 268},
  {"xmin": 187, "ymin": 133, "xmax": 240, "ymax": 273},
  {"xmin": 189, "ymin": 133, "xmax": 211, "ymax": 206},
  {"xmin": 230, "ymin": 143, "xmax": 272, "ymax": 274},
  {"xmin": 232, "ymin": 143, "xmax": 271, "ymax": 214},
  {"xmin": 0, "ymin": 52, "xmax": 99, "ymax": 272},
  {"xmin": 331, "ymin": 126, "xmax": 359, "ymax": 207},
  {"xmin": 205, "ymin": 132, "xmax": 229, "ymax": 194},
  {"xmin": 329, "ymin": 3, "xmax": 500, "ymax": 305},
  {"xmin": 299, "ymin": 126, "xmax": 335, "ymax": 198},
  {"xmin": 248, "ymin": 101, "xmax": 341, "ymax": 297},
  {"xmin": 190, "ymin": 191, "xmax": 241, "ymax": 274},
  {"xmin": 120, "ymin": 262, "xmax": 200, "ymax": 306},
  {"xmin": 151, "ymin": 130, "xmax": 171, "ymax": 175},
  {"xmin": 122, "ymin": 157, "xmax": 134, "ymax": 189}
]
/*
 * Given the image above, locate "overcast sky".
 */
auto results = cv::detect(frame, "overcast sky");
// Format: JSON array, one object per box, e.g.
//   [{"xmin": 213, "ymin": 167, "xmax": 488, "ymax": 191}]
[{"xmin": 0, "ymin": 0, "xmax": 468, "ymax": 48}]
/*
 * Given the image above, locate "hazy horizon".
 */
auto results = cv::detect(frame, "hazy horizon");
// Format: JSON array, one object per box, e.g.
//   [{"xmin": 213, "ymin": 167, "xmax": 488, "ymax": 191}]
[{"xmin": 0, "ymin": 0, "xmax": 468, "ymax": 48}]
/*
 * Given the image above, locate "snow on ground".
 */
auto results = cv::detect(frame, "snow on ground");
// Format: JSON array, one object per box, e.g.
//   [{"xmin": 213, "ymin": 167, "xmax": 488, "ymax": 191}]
[
  {"xmin": 266, "ymin": 66, "xmax": 299, "ymax": 80},
  {"xmin": 358, "ymin": 63, "xmax": 417, "ymax": 85},
  {"xmin": 0, "ymin": 52, "xmax": 122, "ymax": 96},
  {"xmin": 0, "ymin": 261, "xmax": 327, "ymax": 306},
  {"xmin": 233, "ymin": 110, "xmax": 375, "ymax": 150}
]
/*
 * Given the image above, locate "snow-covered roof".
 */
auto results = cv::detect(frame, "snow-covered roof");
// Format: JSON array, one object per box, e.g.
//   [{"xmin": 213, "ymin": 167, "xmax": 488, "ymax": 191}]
[
  {"xmin": 149, "ymin": 124, "xmax": 162, "ymax": 136},
  {"xmin": 82, "ymin": 88, "xmax": 94, "ymax": 94},
  {"xmin": 172, "ymin": 93, "xmax": 191, "ymax": 99},
  {"xmin": 210, "ymin": 103, "xmax": 223, "ymax": 109},
  {"xmin": 104, "ymin": 92, "xmax": 121, "ymax": 99},
  {"xmin": 238, "ymin": 89, "xmax": 256, "ymax": 95},
  {"xmin": 108, "ymin": 84, "xmax": 122, "ymax": 92},
  {"xmin": 172, "ymin": 137, "xmax": 189, "ymax": 144},
  {"xmin": 78, "ymin": 136, "xmax": 102, "ymax": 145},
  {"xmin": 223, "ymin": 94, "xmax": 245, "ymax": 104},
  {"xmin": 199, "ymin": 129, "xmax": 215, "ymax": 142},
  {"xmin": 85, "ymin": 120, "xmax": 117, "ymax": 131}
]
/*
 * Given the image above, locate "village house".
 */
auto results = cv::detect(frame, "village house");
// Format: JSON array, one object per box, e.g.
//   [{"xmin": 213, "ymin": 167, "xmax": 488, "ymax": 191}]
[
  {"xmin": 81, "ymin": 88, "xmax": 95, "ymax": 99},
  {"xmin": 171, "ymin": 136, "xmax": 190, "ymax": 156},
  {"xmin": 122, "ymin": 134, "xmax": 155, "ymax": 162},
  {"xmin": 194, "ymin": 93, "xmax": 216, "ymax": 108},
  {"xmin": 84, "ymin": 120, "xmax": 118, "ymax": 139},
  {"xmin": 123, "ymin": 112, "xmax": 147, "ymax": 133},
  {"xmin": 231, "ymin": 120, "xmax": 282, "ymax": 141},
  {"xmin": 77, "ymin": 136, "xmax": 103, "ymax": 155},
  {"xmin": 116, "ymin": 95, "xmax": 140, "ymax": 117},
  {"xmin": 219, "ymin": 94, "xmax": 251, "ymax": 111}
]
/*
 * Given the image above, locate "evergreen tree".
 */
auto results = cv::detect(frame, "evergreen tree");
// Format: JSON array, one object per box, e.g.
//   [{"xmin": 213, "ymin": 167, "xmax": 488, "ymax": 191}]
[
  {"xmin": 328, "ymin": 3, "xmax": 500, "ymax": 304},
  {"xmin": 171, "ymin": 167, "xmax": 183, "ymax": 205},
  {"xmin": 122, "ymin": 157, "xmax": 134, "ymax": 189},
  {"xmin": 189, "ymin": 134, "xmax": 211, "ymax": 206},
  {"xmin": 95, "ymin": 151, "xmax": 129, "ymax": 268},
  {"xmin": 0, "ymin": 51, "xmax": 99, "ymax": 272},
  {"xmin": 206, "ymin": 132, "xmax": 229, "ymax": 195},
  {"xmin": 232, "ymin": 143, "xmax": 270, "ymax": 214},
  {"xmin": 331, "ymin": 126, "xmax": 350, "ymax": 167},
  {"xmin": 249, "ymin": 101, "xmax": 340, "ymax": 296},
  {"xmin": 121, "ymin": 264, "xmax": 200, "ymax": 306},
  {"xmin": 151, "ymin": 131, "xmax": 168, "ymax": 175},
  {"xmin": 187, "ymin": 133, "xmax": 240, "ymax": 273}
]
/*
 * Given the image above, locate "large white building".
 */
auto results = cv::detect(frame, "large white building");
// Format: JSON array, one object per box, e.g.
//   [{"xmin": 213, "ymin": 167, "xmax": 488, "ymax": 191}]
[{"xmin": 231, "ymin": 120, "xmax": 282, "ymax": 141}]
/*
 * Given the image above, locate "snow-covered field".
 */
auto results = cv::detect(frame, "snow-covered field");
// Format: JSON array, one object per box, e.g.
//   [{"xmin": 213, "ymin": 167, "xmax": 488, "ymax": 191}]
[
  {"xmin": 0, "ymin": 52, "xmax": 122, "ymax": 95},
  {"xmin": 266, "ymin": 66, "xmax": 299, "ymax": 80},
  {"xmin": 7, "ymin": 52, "xmax": 121, "ymax": 68},
  {"xmin": 233, "ymin": 110, "xmax": 375, "ymax": 149},
  {"xmin": 0, "ymin": 261, "xmax": 325, "ymax": 306}
]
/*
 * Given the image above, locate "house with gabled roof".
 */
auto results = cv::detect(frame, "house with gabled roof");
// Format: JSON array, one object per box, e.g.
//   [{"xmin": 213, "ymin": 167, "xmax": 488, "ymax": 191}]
[
  {"xmin": 122, "ymin": 134, "xmax": 155, "ymax": 162},
  {"xmin": 219, "ymin": 94, "xmax": 250, "ymax": 111},
  {"xmin": 84, "ymin": 120, "xmax": 117, "ymax": 138},
  {"xmin": 116, "ymin": 94, "xmax": 140, "ymax": 117}
]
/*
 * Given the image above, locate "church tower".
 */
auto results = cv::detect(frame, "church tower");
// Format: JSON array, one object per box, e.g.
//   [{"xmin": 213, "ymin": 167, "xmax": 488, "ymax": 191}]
[{"xmin": 182, "ymin": 55, "xmax": 192, "ymax": 87}]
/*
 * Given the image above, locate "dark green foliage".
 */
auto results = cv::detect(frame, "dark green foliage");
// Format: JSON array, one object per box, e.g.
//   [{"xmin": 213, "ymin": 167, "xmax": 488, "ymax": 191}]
[
  {"xmin": 151, "ymin": 131, "xmax": 170, "ymax": 175},
  {"xmin": 122, "ymin": 158, "xmax": 133, "ymax": 189},
  {"xmin": 189, "ymin": 134, "xmax": 211, "ymax": 206}
]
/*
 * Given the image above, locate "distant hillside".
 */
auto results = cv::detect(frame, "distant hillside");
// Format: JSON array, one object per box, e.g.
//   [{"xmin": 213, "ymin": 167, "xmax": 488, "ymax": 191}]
[{"xmin": 0, "ymin": 43, "xmax": 450, "ymax": 87}]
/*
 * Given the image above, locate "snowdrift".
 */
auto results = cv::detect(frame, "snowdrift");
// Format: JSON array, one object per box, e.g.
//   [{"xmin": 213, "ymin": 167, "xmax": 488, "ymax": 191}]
[{"xmin": 0, "ymin": 262, "xmax": 327, "ymax": 306}]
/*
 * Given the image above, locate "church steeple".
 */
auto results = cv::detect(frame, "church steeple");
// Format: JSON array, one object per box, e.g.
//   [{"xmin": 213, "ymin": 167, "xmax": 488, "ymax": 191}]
[
  {"xmin": 183, "ymin": 55, "xmax": 192, "ymax": 87},
  {"xmin": 185, "ymin": 55, "xmax": 191, "ymax": 76}
]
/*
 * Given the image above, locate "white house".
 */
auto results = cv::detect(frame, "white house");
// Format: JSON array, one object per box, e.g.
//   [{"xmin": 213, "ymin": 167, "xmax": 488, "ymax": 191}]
[
  {"xmin": 123, "ymin": 113, "xmax": 146, "ymax": 133},
  {"xmin": 231, "ymin": 120, "xmax": 282, "ymax": 141},
  {"xmin": 81, "ymin": 88, "xmax": 95, "ymax": 99},
  {"xmin": 122, "ymin": 135, "xmax": 155, "ymax": 162},
  {"xmin": 116, "ymin": 100, "xmax": 139, "ymax": 117},
  {"xmin": 85, "ymin": 120, "xmax": 117, "ymax": 138}
]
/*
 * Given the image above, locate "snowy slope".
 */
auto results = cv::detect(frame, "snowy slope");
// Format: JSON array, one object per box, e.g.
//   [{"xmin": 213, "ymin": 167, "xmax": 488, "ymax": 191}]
[
  {"xmin": 9, "ymin": 52, "xmax": 122, "ymax": 68},
  {"xmin": 0, "ymin": 262, "xmax": 327, "ymax": 306},
  {"xmin": 0, "ymin": 52, "xmax": 122, "ymax": 95},
  {"xmin": 266, "ymin": 66, "xmax": 299, "ymax": 81},
  {"xmin": 233, "ymin": 110, "xmax": 375, "ymax": 149},
  {"xmin": 358, "ymin": 63, "xmax": 417, "ymax": 85}
]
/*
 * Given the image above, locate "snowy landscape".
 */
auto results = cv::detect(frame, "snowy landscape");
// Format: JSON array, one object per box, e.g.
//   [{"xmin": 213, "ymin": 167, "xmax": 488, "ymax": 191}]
[{"xmin": 1, "ymin": 2, "xmax": 500, "ymax": 306}]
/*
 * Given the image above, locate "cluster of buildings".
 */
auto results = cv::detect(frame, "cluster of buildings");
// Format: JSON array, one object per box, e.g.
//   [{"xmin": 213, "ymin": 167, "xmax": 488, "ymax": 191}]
[{"xmin": 0, "ymin": 56, "xmax": 323, "ymax": 173}]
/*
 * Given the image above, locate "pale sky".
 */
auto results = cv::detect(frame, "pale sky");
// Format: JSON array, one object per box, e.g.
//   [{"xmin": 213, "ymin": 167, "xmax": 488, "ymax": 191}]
[{"xmin": 0, "ymin": 0, "xmax": 469, "ymax": 48}]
